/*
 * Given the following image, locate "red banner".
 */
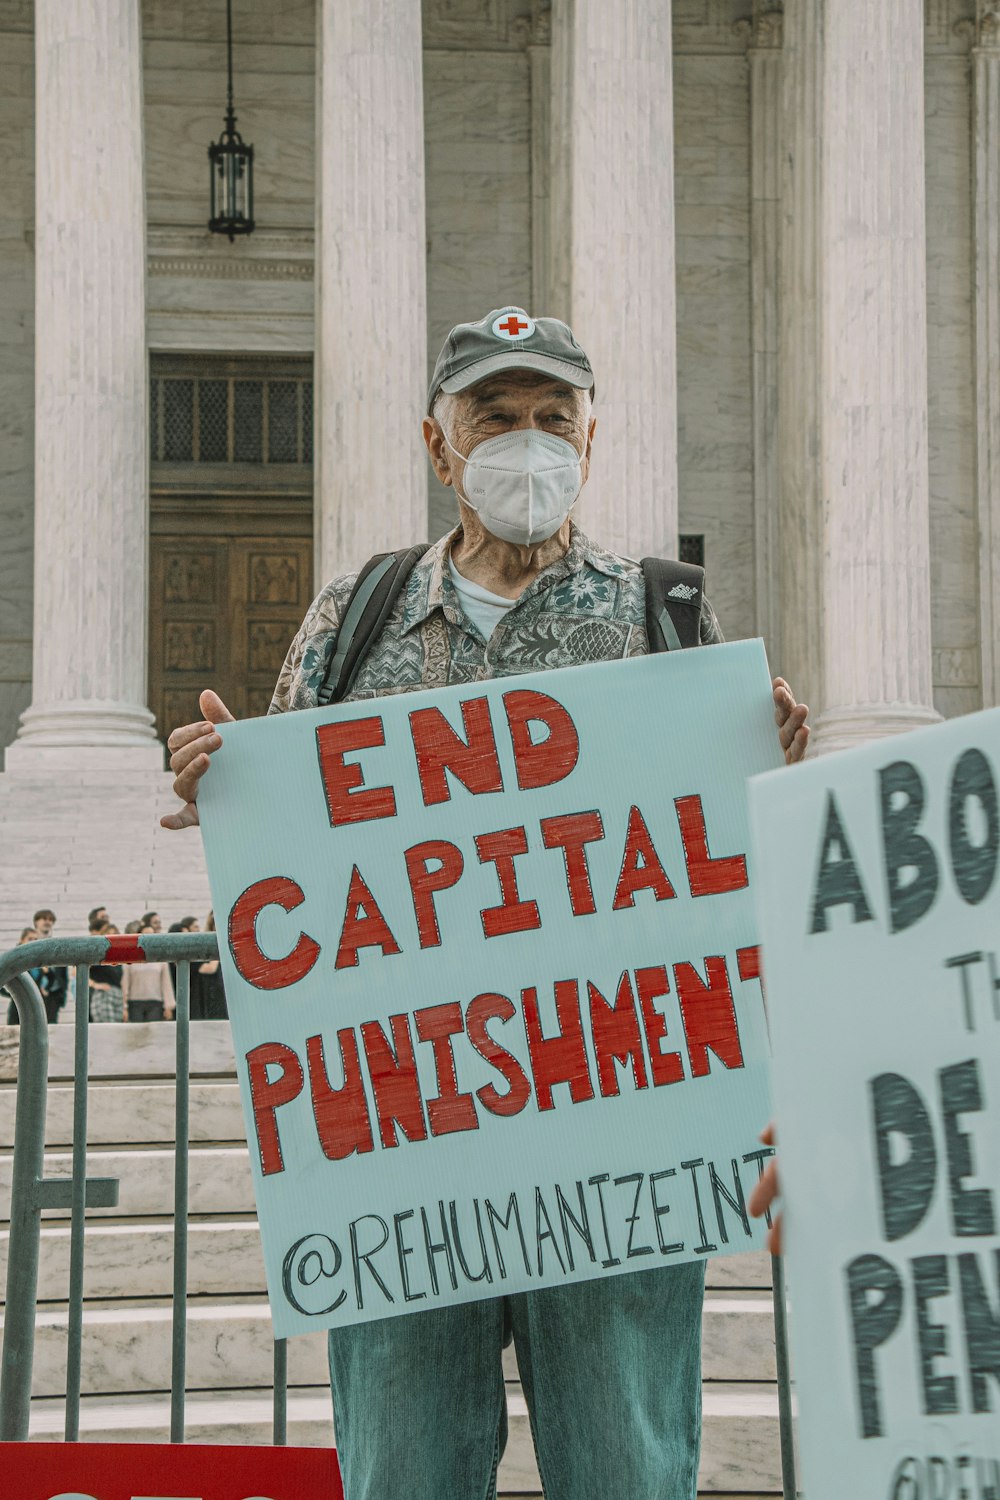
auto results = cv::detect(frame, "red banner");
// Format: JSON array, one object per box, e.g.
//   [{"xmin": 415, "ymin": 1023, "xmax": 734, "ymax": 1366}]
[{"xmin": 0, "ymin": 1442, "xmax": 343, "ymax": 1500}]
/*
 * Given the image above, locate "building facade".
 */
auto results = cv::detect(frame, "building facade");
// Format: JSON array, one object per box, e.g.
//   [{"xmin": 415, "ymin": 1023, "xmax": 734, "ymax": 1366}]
[{"xmin": 0, "ymin": 0, "xmax": 997, "ymax": 941}]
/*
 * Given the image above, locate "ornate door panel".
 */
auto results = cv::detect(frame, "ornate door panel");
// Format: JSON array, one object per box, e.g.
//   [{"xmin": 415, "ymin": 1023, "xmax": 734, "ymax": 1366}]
[
  {"xmin": 229, "ymin": 540, "xmax": 314, "ymax": 720},
  {"xmin": 149, "ymin": 507, "xmax": 313, "ymax": 741}
]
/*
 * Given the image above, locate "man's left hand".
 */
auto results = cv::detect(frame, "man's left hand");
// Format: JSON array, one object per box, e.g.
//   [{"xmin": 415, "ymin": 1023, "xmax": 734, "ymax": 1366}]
[{"xmin": 772, "ymin": 677, "xmax": 809, "ymax": 764}]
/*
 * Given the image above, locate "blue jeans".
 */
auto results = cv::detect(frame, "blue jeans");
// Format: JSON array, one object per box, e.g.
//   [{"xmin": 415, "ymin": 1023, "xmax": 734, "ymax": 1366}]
[{"xmin": 327, "ymin": 1260, "xmax": 706, "ymax": 1500}]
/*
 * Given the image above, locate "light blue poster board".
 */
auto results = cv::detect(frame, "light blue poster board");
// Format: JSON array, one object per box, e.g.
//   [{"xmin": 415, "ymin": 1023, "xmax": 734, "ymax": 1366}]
[
  {"xmin": 199, "ymin": 641, "xmax": 781, "ymax": 1337},
  {"xmin": 748, "ymin": 708, "xmax": 1000, "ymax": 1500}
]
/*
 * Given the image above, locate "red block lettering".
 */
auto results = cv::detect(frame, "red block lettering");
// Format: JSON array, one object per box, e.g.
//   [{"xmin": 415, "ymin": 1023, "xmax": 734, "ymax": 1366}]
[
  {"xmin": 612, "ymin": 806, "xmax": 677, "ymax": 910},
  {"xmin": 316, "ymin": 716, "xmax": 396, "ymax": 826},
  {"xmin": 503, "ymin": 688, "xmax": 580, "ymax": 790},
  {"xmin": 635, "ymin": 964, "xmax": 685, "ymax": 1086},
  {"xmin": 466, "ymin": 992, "xmax": 532, "ymax": 1117},
  {"xmin": 674, "ymin": 955, "xmax": 745, "ymax": 1076},
  {"xmin": 522, "ymin": 979, "xmax": 596, "ymax": 1111},
  {"xmin": 246, "ymin": 1041, "xmax": 305, "ymax": 1175},
  {"xmin": 588, "ymin": 972, "xmax": 648, "ymax": 1096},
  {"xmin": 335, "ymin": 866, "xmax": 402, "ymax": 969},
  {"xmin": 409, "ymin": 697, "xmax": 503, "ymax": 806},
  {"xmin": 307, "ymin": 1031, "xmax": 374, "ymax": 1160},
  {"xmin": 737, "ymin": 943, "xmax": 762, "ymax": 984},
  {"xmin": 414, "ymin": 1002, "xmax": 479, "ymax": 1136},
  {"xmin": 476, "ymin": 826, "xmax": 542, "ymax": 938},
  {"xmin": 405, "ymin": 839, "xmax": 464, "ymax": 948},
  {"xmin": 228, "ymin": 875, "xmax": 320, "ymax": 991},
  {"xmin": 541, "ymin": 810, "xmax": 605, "ymax": 916},
  {"xmin": 675, "ymin": 794, "xmax": 748, "ymax": 897},
  {"xmin": 360, "ymin": 1013, "xmax": 428, "ymax": 1148}
]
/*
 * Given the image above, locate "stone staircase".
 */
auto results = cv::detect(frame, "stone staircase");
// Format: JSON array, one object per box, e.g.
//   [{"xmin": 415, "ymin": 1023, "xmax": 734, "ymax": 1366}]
[
  {"xmin": 0, "ymin": 767, "xmax": 212, "ymax": 948},
  {"xmin": 0, "ymin": 1021, "xmax": 791, "ymax": 1496}
]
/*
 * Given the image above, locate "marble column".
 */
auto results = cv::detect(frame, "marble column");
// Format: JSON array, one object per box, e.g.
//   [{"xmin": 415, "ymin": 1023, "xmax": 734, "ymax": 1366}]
[
  {"xmin": 748, "ymin": 5, "xmax": 784, "ymax": 665},
  {"xmin": 973, "ymin": 5, "xmax": 1000, "ymax": 708},
  {"xmin": 313, "ymin": 0, "xmax": 427, "ymax": 587},
  {"xmin": 549, "ymin": 0, "xmax": 678, "ymax": 559},
  {"xmin": 7, "ymin": 0, "xmax": 161, "ymax": 771},
  {"xmin": 779, "ymin": 0, "xmax": 940, "ymax": 753}
]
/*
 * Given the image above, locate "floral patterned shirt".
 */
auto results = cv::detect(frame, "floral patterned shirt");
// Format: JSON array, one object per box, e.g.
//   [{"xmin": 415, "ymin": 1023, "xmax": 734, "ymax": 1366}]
[{"xmin": 268, "ymin": 523, "xmax": 724, "ymax": 715}]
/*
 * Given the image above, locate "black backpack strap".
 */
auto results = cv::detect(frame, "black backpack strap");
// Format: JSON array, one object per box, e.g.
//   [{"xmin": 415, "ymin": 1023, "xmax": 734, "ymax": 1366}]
[
  {"xmin": 640, "ymin": 557, "xmax": 705, "ymax": 652},
  {"xmin": 316, "ymin": 544, "xmax": 431, "ymax": 706}
]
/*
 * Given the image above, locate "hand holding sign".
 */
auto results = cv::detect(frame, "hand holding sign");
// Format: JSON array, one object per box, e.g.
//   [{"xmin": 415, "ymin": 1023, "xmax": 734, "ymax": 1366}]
[{"xmin": 160, "ymin": 688, "xmax": 235, "ymax": 830}]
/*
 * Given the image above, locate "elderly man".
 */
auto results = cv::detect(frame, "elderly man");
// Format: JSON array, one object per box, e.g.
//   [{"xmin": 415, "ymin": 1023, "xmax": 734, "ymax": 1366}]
[{"xmin": 163, "ymin": 306, "xmax": 809, "ymax": 1500}]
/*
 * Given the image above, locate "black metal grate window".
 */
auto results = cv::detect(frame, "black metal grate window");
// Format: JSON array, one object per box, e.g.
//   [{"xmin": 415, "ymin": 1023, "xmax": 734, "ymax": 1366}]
[
  {"xmin": 198, "ymin": 380, "xmax": 229, "ymax": 462},
  {"xmin": 268, "ymin": 381, "xmax": 298, "ymax": 463},
  {"xmin": 150, "ymin": 367, "xmax": 313, "ymax": 465},
  {"xmin": 163, "ymin": 379, "xmax": 195, "ymax": 461},
  {"xmin": 234, "ymin": 380, "xmax": 264, "ymax": 463},
  {"xmin": 303, "ymin": 381, "xmax": 313, "ymax": 464}
]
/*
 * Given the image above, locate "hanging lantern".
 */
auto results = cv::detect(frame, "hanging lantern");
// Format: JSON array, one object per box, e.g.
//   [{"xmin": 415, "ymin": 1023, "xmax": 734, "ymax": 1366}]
[{"xmin": 208, "ymin": 0, "xmax": 255, "ymax": 241}]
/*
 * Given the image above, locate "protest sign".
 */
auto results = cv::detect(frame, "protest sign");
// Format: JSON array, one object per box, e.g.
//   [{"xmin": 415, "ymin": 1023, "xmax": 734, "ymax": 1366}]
[
  {"xmin": 199, "ymin": 641, "xmax": 782, "ymax": 1337},
  {"xmin": 748, "ymin": 708, "xmax": 1000, "ymax": 1500},
  {"xmin": 0, "ymin": 1440, "xmax": 342, "ymax": 1500}
]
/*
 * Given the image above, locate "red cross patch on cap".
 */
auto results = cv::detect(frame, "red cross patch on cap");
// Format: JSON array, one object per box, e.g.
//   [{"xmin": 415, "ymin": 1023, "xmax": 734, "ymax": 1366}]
[{"xmin": 491, "ymin": 310, "xmax": 535, "ymax": 341}]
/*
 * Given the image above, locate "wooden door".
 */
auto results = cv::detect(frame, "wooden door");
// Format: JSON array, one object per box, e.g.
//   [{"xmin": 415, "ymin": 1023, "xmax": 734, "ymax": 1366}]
[{"xmin": 149, "ymin": 503, "xmax": 313, "ymax": 741}]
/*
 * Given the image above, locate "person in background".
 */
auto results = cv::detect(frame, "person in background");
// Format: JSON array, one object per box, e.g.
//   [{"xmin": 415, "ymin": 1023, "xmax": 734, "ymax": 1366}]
[
  {"xmin": 121, "ymin": 923, "xmax": 175, "ymax": 1023},
  {"xmin": 190, "ymin": 911, "xmax": 227, "ymax": 1021},
  {"xmin": 141, "ymin": 911, "xmax": 162, "ymax": 933},
  {"xmin": 88, "ymin": 906, "xmax": 109, "ymax": 932},
  {"xmin": 31, "ymin": 908, "xmax": 67, "ymax": 1024},
  {"xmin": 124, "ymin": 919, "xmax": 142, "ymax": 934},
  {"xmin": 5, "ymin": 928, "xmax": 44, "ymax": 1024},
  {"xmin": 89, "ymin": 923, "xmax": 125, "ymax": 1023}
]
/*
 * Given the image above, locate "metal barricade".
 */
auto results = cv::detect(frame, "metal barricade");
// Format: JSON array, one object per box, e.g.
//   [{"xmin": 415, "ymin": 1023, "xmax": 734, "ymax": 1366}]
[{"xmin": 0, "ymin": 932, "xmax": 289, "ymax": 1446}]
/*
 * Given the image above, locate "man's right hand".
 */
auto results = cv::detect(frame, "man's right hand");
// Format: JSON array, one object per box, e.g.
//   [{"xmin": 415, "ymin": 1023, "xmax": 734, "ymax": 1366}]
[{"xmin": 160, "ymin": 689, "xmax": 235, "ymax": 830}]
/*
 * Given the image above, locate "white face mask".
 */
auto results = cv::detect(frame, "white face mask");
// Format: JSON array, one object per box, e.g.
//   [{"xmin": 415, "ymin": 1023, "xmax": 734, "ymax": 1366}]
[{"xmin": 442, "ymin": 427, "xmax": 584, "ymax": 547}]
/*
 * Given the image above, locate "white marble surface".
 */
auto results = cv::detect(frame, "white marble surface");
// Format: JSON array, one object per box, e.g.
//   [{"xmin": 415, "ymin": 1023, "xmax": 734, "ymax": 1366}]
[
  {"xmin": 0, "ymin": 1019, "xmax": 235, "ymax": 1083},
  {"xmin": 0, "ymin": 1146, "xmax": 254, "ymax": 1220},
  {"xmin": 973, "ymin": 18, "xmax": 1000, "ymax": 706},
  {"xmin": 0, "ymin": 1081, "xmax": 246, "ymax": 1149},
  {"xmin": 9, "ymin": 0, "xmax": 161, "ymax": 768},
  {"xmin": 748, "ymin": 11, "xmax": 782, "ymax": 664},
  {"xmin": 675, "ymin": 50, "xmax": 756, "ymax": 646},
  {"xmin": 0, "ymin": 1221, "xmax": 267, "ymax": 1301},
  {"xmin": 550, "ymin": 0, "xmax": 681, "ymax": 561},
  {"xmin": 313, "ymin": 0, "xmax": 428, "ymax": 582},
  {"xmin": 0, "ymin": 767, "xmax": 211, "ymax": 949},
  {"xmin": 2, "ymin": 1287, "xmax": 776, "ymax": 1397}
]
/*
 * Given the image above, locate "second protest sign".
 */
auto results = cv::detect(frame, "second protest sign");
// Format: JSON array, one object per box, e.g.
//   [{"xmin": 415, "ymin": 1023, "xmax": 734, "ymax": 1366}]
[{"xmin": 199, "ymin": 642, "xmax": 782, "ymax": 1336}]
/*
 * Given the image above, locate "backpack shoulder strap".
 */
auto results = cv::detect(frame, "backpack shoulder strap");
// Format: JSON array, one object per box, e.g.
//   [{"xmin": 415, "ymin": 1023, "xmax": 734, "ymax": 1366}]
[
  {"xmin": 640, "ymin": 556, "xmax": 705, "ymax": 652},
  {"xmin": 316, "ymin": 544, "xmax": 431, "ymax": 706}
]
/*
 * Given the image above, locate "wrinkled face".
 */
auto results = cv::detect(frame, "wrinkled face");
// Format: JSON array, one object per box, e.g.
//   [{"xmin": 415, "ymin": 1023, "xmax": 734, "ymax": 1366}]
[{"xmin": 423, "ymin": 368, "xmax": 596, "ymax": 504}]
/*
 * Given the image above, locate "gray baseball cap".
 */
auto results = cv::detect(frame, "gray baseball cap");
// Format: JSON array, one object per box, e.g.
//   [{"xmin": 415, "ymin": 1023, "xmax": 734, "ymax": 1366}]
[{"xmin": 427, "ymin": 306, "xmax": 595, "ymax": 414}]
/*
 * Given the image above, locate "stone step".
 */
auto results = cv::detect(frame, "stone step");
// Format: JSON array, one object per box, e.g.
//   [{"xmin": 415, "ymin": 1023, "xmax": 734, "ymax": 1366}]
[
  {"xmin": 0, "ymin": 1021, "xmax": 236, "ymax": 1083},
  {"xmin": 0, "ymin": 770, "xmax": 212, "ymax": 952},
  {"xmin": 1, "ymin": 1220, "xmax": 773, "ymax": 1302},
  {"xmin": 0, "ymin": 1080, "xmax": 247, "ymax": 1147},
  {"xmin": 4, "ymin": 1290, "xmax": 777, "ymax": 1397},
  {"xmin": 0, "ymin": 1147, "xmax": 255, "ymax": 1220},
  {"xmin": 18, "ymin": 1382, "xmax": 787, "ymax": 1494}
]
